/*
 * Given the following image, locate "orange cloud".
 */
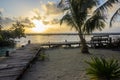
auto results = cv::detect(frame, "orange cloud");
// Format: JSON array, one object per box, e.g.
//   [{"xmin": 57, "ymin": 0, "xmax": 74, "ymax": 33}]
[{"xmin": 42, "ymin": 2, "xmax": 63, "ymax": 15}]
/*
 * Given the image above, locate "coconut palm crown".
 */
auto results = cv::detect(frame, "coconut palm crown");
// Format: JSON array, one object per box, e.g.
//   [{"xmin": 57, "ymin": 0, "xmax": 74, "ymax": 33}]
[{"xmin": 58, "ymin": 0, "xmax": 119, "ymax": 53}]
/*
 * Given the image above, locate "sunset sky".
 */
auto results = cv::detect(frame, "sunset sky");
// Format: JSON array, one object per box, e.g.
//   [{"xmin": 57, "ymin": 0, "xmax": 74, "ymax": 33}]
[{"xmin": 0, "ymin": 0, "xmax": 120, "ymax": 33}]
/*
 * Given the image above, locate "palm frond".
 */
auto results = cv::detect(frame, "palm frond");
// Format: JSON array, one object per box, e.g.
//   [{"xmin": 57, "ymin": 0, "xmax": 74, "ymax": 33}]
[
  {"xmin": 60, "ymin": 13, "xmax": 71, "ymax": 25},
  {"xmin": 58, "ymin": 0, "xmax": 64, "ymax": 8},
  {"xmin": 110, "ymin": 7, "xmax": 120, "ymax": 27},
  {"xmin": 84, "ymin": 14, "xmax": 105, "ymax": 34},
  {"xmin": 58, "ymin": 0, "xmax": 70, "ymax": 10},
  {"xmin": 86, "ymin": 57, "xmax": 120, "ymax": 80},
  {"xmin": 60, "ymin": 13, "xmax": 78, "ymax": 30},
  {"xmin": 94, "ymin": 0, "xmax": 119, "ymax": 15}
]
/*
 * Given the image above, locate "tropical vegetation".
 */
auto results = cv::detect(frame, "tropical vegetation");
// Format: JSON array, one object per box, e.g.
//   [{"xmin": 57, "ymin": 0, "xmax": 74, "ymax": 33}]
[
  {"xmin": 58, "ymin": 0, "xmax": 120, "ymax": 53},
  {"xmin": 0, "ymin": 11, "xmax": 26, "ymax": 47},
  {"xmin": 0, "ymin": 21, "xmax": 25, "ymax": 47},
  {"xmin": 86, "ymin": 57, "xmax": 120, "ymax": 80}
]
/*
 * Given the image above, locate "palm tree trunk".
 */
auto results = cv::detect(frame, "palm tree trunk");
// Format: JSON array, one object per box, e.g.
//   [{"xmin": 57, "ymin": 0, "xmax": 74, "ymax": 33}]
[{"xmin": 78, "ymin": 32, "xmax": 89, "ymax": 54}]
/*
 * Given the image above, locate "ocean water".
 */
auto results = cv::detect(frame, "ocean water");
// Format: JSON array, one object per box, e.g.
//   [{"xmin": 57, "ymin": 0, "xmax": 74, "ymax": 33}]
[
  {"xmin": 26, "ymin": 35, "xmax": 80, "ymax": 43},
  {"xmin": 1, "ymin": 33, "xmax": 120, "ymax": 55},
  {"xmin": 16, "ymin": 35, "xmax": 120, "ymax": 47},
  {"xmin": 1, "ymin": 34, "xmax": 120, "ymax": 56},
  {"xmin": 17, "ymin": 35, "xmax": 92, "ymax": 45},
  {"xmin": 0, "ymin": 35, "xmax": 92, "ymax": 55}
]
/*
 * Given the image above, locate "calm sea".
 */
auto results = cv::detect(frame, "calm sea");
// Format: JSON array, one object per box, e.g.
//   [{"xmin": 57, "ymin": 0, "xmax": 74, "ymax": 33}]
[
  {"xmin": 1, "ymin": 34, "xmax": 120, "ymax": 55},
  {"xmin": 0, "ymin": 35, "xmax": 91, "ymax": 55},
  {"xmin": 16, "ymin": 35, "xmax": 92, "ymax": 45}
]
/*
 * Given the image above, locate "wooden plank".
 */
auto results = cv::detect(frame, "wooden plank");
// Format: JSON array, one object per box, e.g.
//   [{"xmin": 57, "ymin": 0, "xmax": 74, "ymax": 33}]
[
  {"xmin": 0, "ymin": 76, "xmax": 17, "ymax": 80},
  {"xmin": 0, "ymin": 44, "xmax": 41, "ymax": 80},
  {"xmin": 0, "ymin": 68, "xmax": 21, "ymax": 77},
  {"xmin": 0, "ymin": 62, "xmax": 28, "ymax": 70}
]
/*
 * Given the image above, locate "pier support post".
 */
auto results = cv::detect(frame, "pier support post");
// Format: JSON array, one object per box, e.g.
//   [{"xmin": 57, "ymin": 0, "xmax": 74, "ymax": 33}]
[
  {"xmin": 28, "ymin": 40, "xmax": 31, "ymax": 44},
  {"xmin": 49, "ymin": 45, "xmax": 51, "ymax": 48},
  {"xmin": 5, "ymin": 51, "xmax": 9, "ymax": 57},
  {"xmin": 68, "ymin": 44, "xmax": 71, "ymax": 47}
]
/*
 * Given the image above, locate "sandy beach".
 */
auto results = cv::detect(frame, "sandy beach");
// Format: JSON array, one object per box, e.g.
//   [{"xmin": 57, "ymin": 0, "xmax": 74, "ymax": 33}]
[{"xmin": 20, "ymin": 48, "xmax": 120, "ymax": 80}]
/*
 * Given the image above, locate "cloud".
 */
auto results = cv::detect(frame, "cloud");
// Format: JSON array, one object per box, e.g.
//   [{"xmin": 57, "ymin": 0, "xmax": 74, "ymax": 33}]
[
  {"xmin": 27, "ymin": 1, "xmax": 65, "ymax": 32},
  {"xmin": 42, "ymin": 18, "xmax": 60, "ymax": 25},
  {"xmin": 31, "ymin": 8, "xmax": 46, "ymax": 20},
  {"xmin": 50, "ymin": 18, "xmax": 59, "ymax": 24},
  {"xmin": 0, "ymin": 16, "xmax": 34, "ymax": 29},
  {"xmin": 42, "ymin": 21, "xmax": 49, "ymax": 25},
  {"xmin": 31, "ymin": 2, "xmax": 62, "ymax": 26},
  {"xmin": 0, "ymin": 8, "xmax": 4, "ymax": 13},
  {"xmin": 0, "ymin": 17, "xmax": 14, "ymax": 28},
  {"xmin": 31, "ymin": 8, "xmax": 41, "ymax": 20},
  {"xmin": 0, "ymin": 8, "xmax": 4, "ymax": 21},
  {"xmin": 42, "ymin": 2, "xmax": 63, "ymax": 15},
  {"xmin": 32, "ymin": 16, "xmax": 41, "ymax": 20},
  {"xmin": 18, "ymin": 17, "xmax": 34, "ymax": 28},
  {"xmin": 33, "ymin": 8, "xmax": 40, "ymax": 15},
  {"xmin": 44, "ymin": 23, "xmax": 76, "ymax": 33},
  {"xmin": 31, "ymin": 2, "xmax": 63, "ymax": 20},
  {"xmin": 20, "ymin": 18, "xmax": 31, "ymax": 23}
]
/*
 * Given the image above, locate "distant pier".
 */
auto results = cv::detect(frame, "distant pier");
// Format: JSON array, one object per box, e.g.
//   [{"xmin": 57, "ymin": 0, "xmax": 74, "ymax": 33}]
[{"xmin": 39, "ymin": 41, "xmax": 83, "ymax": 48}]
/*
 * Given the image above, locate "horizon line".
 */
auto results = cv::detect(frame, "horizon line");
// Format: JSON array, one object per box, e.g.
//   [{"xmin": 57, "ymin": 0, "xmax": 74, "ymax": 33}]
[{"xmin": 26, "ymin": 32, "xmax": 120, "ymax": 35}]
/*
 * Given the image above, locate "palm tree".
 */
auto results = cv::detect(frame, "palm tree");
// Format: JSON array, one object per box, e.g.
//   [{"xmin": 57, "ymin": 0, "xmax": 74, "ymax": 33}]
[
  {"xmin": 58, "ymin": 0, "xmax": 104, "ymax": 53},
  {"xmin": 58, "ymin": 0, "xmax": 119, "ymax": 53}
]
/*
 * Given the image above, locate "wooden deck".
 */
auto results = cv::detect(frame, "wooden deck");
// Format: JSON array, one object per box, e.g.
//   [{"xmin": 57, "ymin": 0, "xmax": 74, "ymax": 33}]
[
  {"xmin": 39, "ymin": 41, "xmax": 83, "ymax": 47},
  {"xmin": 40, "ymin": 41, "xmax": 91, "ymax": 48},
  {"xmin": 0, "ymin": 44, "xmax": 41, "ymax": 80}
]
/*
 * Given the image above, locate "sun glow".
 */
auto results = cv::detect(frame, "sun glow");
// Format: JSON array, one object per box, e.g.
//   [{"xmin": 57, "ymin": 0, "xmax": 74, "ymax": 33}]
[{"xmin": 32, "ymin": 20, "xmax": 47, "ymax": 33}]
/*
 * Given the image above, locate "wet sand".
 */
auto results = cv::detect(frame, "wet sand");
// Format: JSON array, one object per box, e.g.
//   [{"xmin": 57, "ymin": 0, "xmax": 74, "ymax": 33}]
[{"xmin": 20, "ymin": 48, "xmax": 120, "ymax": 80}]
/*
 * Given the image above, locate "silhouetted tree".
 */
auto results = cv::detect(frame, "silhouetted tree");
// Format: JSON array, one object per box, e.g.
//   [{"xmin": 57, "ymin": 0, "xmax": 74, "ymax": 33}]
[{"xmin": 11, "ymin": 21, "xmax": 25, "ymax": 38}]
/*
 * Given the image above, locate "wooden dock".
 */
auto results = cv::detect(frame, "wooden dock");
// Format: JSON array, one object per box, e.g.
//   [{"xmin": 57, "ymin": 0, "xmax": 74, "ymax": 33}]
[
  {"xmin": 39, "ymin": 41, "xmax": 93, "ymax": 48},
  {"xmin": 0, "ymin": 44, "xmax": 41, "ymax": 80},
  {"xmin": 39, "ymin": 41, "xmax": 82, "ymax": 47}
]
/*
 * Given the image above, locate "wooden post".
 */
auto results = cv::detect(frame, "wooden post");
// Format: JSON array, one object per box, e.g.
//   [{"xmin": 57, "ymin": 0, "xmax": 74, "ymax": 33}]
[
  {"xmin": 48, "ymin": 42, "xmax": 51, "ymax": 48},
  {"xmin": 68, "ymin": 44, "xmax": 71, "ymax": 47},
  {"xmin": 109, "ymin": 37, "xmax": 112, "ymax": 44},
  {"xmin": 21, "ymin": 45, "xmax": 24, "ymax": 47},
  {"xmin": 5, "ymin": 51, "xmax": 9, "ymax": 57},
  {"xmin": 49, "ymin": 45, "xmax": 51, "ymax": 48},
  {"xmin": 28, "ymin": 40, "xmax": 31, "ymax": 44}
]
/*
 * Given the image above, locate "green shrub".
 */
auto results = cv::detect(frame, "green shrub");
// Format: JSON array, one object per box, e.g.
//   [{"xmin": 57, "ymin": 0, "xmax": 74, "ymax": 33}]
[
  {"xmin": 0, "ymin": 40, "xmax": 15, "ymax": 47},
  {"xmin": 39, "ymin": 53, "xmax": 46, "ymax": 61},
  {"xmin": 86, "ymin": 57, "xmax": 120, "ymax": 80}
]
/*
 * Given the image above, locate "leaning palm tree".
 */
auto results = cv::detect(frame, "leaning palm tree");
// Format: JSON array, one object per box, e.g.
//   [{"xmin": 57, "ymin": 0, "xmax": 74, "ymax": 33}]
[
  {"xmin": 58, "ymin": 0, "xmax": 105, "ymax": 53},
  {"xmin": 58, "ymin": 0, "xmax": 119, "ymax": 53}
]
